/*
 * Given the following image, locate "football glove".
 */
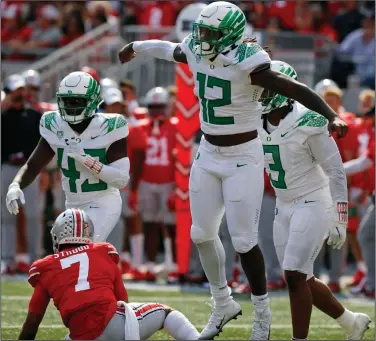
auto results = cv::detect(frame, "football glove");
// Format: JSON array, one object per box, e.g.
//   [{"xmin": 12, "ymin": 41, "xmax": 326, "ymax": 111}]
[
  {"xmin": 327, "ymin": 202, "xmax": 348, "ymax": 250},
  {"xmin": 66, "ymin": 141, "xmax": 86, "ymax": 163},
  {"xmin": 6, "ymin": 182, "xmax": 25, "ymax": 215}
]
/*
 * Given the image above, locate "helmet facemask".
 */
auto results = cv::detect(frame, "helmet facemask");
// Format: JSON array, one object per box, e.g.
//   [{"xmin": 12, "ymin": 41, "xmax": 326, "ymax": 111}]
[
  {"xmin": 57, "ymin": 74, "xmax": 101, "ymax": 124},
  {"xmin": 192, "ymin": 8, "xmax": 246, "ymax": 57}
]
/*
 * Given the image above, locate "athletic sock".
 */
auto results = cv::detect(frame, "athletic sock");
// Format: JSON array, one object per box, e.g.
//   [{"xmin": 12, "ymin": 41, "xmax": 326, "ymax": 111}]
[
  {"xmin": 251, "ymin": 293, "xmax": 270, "ymax": 315},
  {"xmin": 195, "ymin": 237, "xmax": 231, "ymax": 306},
  {"xmin": 130, "ymin": 234, "xmax": 144, "ymax": 268},
  {"xmin": 164, "ymin": 310, "xmax": 200, "ymax": 340},
  {"xmin": 164, "ymin": 237, "xmax": 173, "ymax": 266},
  {"xmin": 336, "ymin": 308, "xmax": 355, "ymax": 334}
]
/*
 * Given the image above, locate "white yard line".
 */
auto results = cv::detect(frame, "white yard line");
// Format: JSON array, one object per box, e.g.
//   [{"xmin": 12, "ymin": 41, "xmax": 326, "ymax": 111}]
[
  {"xmin": 0, "ymin": 324, "xmax": 353, "ymax": 329},
  {"xmin": 2, "ymin": 295, "xmax": 373, "ymax": 306}
]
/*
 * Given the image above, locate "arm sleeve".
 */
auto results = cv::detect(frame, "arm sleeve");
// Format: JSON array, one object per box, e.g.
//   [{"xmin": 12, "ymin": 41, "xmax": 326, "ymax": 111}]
[
  {"xmin": 96, "ymin": 157, "xmax": 130, "ymax": 189},
  {"xmin": 133, "ymin": 40, "xmax": 179, "ymax": 62},
  {"xmin": 344, "ymin": 155, "xmax": 373, "ymax": 176},
  {"xmin": 114, "ymin": 268, "xmax": 128, "ymax": 302},
  {"xmin": 307, "ymin": 133, "xmax": 348, "ymax": 203},
  {"xmin": 28, "ymin": 283, "xmax": 50, "ymax": 315}
]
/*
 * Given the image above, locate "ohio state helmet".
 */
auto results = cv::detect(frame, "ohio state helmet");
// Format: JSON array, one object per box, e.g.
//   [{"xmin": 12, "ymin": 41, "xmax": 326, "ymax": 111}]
[
  {"xmin": 50, "ymin": 208, "xmax": 94, "ymax": 253},
  {"xmin": 144, "ymin": 87, "xmax": 169, "ymax": 119}
]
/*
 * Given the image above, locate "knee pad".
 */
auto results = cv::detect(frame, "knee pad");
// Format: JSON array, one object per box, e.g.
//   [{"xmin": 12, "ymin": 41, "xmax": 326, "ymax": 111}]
[
  {"xmin": 190, "ymin": 225, "xmax": 216, "ymax": 244},
  {"xmin": 232, "ymin": 231, "xmax": 258, "ymax": 253}
]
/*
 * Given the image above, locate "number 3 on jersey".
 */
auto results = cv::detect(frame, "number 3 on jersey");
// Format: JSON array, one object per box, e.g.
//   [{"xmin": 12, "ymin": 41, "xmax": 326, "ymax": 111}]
[
  {"xmin": 263, "ymin": 145, "xmax": 287, "ymax": 189},
  {"xmin": 197, "ymin": 72, "xmax": 234, "ymax": 125},
  {"xmin": 60, "ymin": 253, "xmax": 90, "ymax": 292},
  {"xmin": 57, "ymin": 147, "xmax": 108, "ymax": 193}
]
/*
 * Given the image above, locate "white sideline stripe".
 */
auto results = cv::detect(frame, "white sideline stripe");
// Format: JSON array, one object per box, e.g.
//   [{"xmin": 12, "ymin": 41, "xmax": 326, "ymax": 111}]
[
  {"xmin": 2, "ymin": 295, "xmax": 373, "ymax": 306},
  {"xmin": 4, "ymin": 324, "xmax": 371, "ymax": 330}
]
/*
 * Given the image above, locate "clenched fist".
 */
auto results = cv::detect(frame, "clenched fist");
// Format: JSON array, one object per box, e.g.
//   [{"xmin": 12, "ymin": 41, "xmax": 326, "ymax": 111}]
[
  {"xmin": 328, "ymin": 116, "xmax": 348, "ymax": 138},
  {"xmin": 119, "ymin": 43, "xmax": 136, "ymax": 64}
]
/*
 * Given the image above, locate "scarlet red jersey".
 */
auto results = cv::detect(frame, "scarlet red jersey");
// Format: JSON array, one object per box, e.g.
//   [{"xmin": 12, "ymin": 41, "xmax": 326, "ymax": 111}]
[
  {"xmin": 28, "ymin": 243, "xmax": 127, "ymax": 340},
  {"xmin": 142, "ymin": 117, "xmax": 178, "ymax": 184},
  {"xmin": 127, "ymin": 121, "xmax": 149, "ymax": 174}
]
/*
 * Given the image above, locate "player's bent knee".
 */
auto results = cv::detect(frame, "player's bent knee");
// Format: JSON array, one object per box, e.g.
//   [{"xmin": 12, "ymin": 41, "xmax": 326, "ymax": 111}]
[
  {"xmin": 232, "ymin": 236, "xmax": 257, "ymax": 254},
  {"xmin": 190, "ymin": 224, "xmax": 216, "ymax": 244},
  {"xmin": 284, "ymin": 270, "xmax": 307, "ymax": 292}
]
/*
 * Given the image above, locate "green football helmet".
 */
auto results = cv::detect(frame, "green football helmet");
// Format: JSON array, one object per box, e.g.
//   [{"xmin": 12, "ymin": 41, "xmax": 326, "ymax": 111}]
[
  {"xmin": 56, "ymin": 71, "xmax": 101, "ymax": 124},
  {"xmin": 260, "ymin": 61, "xmax": 298, "ymax": 113},
  {"xmin": 191, "ymin": 1, "xmax": 247, "ymax": 57}
]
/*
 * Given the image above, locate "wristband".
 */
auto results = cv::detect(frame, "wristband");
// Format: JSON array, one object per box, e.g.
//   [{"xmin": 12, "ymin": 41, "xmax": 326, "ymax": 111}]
[
  {"xmin": 83, "ymin": 156, "xmax": 103, "ymax": 175},
  {"xmin": 336, "ymin": 201, "xmax": 348, "ymax": 223}
]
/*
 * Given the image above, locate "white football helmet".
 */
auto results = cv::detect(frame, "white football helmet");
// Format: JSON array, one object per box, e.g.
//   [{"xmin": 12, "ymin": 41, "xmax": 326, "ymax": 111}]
[
  {"xmin": 50, "ymin": 208, "xmax": 94, "ymax": 253},
  {"xmin": 144, "ymin": 87, "xmax": 169, "ymax": 119},
  {"xmin": 260, "ymin": 61, "xmax": 298, "ymax": 113},
  {"xmin": 192, "ymin": 1, "xmax": 247, "ymax": 57},
  {"xmin": 314, "ymin": 79, "xmax": 340, "ymax": 97},
  {"xmin": 22, "ymin": 70, "xmax": 41, "ymax": 88},
  {"xmin": 56, "ymin": 71, "xmax": 101, "ymax": 124}
]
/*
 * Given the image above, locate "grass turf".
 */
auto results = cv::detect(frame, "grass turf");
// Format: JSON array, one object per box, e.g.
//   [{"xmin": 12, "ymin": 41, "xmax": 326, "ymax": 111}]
[{"xmin": 1, "ymin": 280, "xmax": 374, "ymax": 340}]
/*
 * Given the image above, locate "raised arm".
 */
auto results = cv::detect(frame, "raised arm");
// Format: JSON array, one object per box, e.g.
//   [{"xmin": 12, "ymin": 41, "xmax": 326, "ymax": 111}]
[
  {"xmin": 250, "ymin": 65, "xmax": 348, "ymax": 137},
  {"xmin": 119, "ymin": 40, "xmax": 187, "ymax": 64}
]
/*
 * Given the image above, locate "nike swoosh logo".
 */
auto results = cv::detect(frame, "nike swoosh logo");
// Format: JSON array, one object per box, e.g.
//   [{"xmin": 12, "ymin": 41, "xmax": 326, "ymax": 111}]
[
  {"xmin": 216, "ymin": 315, "xmax": 226, "ymax": 330},
  {"xmin": 281, "ymin": 132, "xmax": 289, "ymax": 137},
  {"xmin": 237, "ymin": 163, "xmax": 247, "ymax": 167},
  {"xmin": 91, "ymin": 135, "xmax": 100, "ymax": 139},
  {"xmin": 89, "ymin": 206, "xmax": 100, "ymax": 208},
  {"xmin": 304, "ymin": 200, "xmax": 316, "ymax": 204}
]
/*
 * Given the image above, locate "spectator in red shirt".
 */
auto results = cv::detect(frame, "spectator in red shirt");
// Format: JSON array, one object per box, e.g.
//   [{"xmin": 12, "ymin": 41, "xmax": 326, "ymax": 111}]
[
  {"xmin": 2, "ymin": 4, "xmax": 33, "ymax": 51},
  {"xmin": 60, "ymin": 10, "xmax": 85, "ymax": 46}
]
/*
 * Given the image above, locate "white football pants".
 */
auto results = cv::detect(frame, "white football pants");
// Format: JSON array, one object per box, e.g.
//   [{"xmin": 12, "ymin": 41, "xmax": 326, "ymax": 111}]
[
  {"xmin": 66, "ymin": 191, "xmax": 122, "ymax": 242},
  {"xmin": 190, "ymin": 136, "xmax": 264, "ymax": 253},
  {"xmin": 274, "ymin": 185, "xmax": 333, "ymax": 279}
]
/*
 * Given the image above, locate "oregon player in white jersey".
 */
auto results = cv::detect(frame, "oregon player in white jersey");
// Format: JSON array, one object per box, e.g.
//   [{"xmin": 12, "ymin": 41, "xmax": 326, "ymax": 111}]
[
  {"xmin": 119, "ymin": 2, "xmax": 348, "ymax": 339},
  {"xmin": 5, "ymin": 72, "xmax": 130, "ymax": 242},
  {"xmin": 259, "ymin": 61, "xmax": 371, "ymax": 340}
]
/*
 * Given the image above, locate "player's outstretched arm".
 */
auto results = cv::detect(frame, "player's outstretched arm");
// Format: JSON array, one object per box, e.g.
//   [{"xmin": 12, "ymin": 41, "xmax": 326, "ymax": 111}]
[
  {"xmin": 119, "ymin": 40, "xmax": 187, "ymax": 64},
  {"xmin": 13, "ymin": 137, "xmax": 55, "ymax": 189},
  {"xmin": 250, "ymin": 66, "xmax": 348, "ymax": 137}
]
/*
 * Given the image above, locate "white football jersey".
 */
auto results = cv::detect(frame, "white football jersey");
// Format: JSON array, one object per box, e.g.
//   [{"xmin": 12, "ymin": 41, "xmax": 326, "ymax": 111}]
[
  {"xmin": 180, "ymin": 35, "xmax": 270, "ymax": 135},
  {"xmin": 259, "ymin": 102, "xmax": 330, "ymax": 201},
  {"xmin": 40, "ymin": 111, "xmax": 129, "ymax": 206}
]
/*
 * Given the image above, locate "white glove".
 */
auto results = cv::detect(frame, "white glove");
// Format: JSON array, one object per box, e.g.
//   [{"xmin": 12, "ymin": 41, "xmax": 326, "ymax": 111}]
[
  {"xmin": 66, "ymin": 141, "xmax": 86, "ymax": 163},
  {"xmin": 327, "ymin": 202, "xmax": 348, "ymax": 250},
  {"xmin": 6, "ymin": 182, "xmax": 25, "ymax": 215}
]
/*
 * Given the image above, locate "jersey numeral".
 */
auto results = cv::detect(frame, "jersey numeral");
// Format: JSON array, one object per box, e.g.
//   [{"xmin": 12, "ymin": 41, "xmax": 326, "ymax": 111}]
[
  {"xmin": 57, "ymin": 148, "xmax": 108, "ymax": 193},
  {"xmin": 60, "ymin": 253, "xmax": 90, "ymax": 292},
  {"xmin": 263, "ymin": 145, "xmax": 287, "ymax": 189},
  {"xmin": 145, "ymin": 136, "xmax": 169, "ymax": 166},
  {"xmin": 196, "ymin": 72, "xmax": 234, "ymax": 125}
]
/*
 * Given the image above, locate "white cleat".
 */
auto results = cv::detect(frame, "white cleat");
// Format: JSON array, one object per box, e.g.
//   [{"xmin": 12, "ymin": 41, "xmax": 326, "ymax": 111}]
[
  {"xmin": 347, "ymin": 313, "xmax": 371, "ymax": 340},
  {"xmin": 199, "ymin": 299, "xmax": 242, "ymax": 340},
  {"xmin": 250, "ymin": 306, "xmax": 272, "ymax": 340}
]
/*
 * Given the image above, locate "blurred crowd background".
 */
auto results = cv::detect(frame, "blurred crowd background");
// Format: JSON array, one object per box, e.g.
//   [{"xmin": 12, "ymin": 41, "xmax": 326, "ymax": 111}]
[{"xmin": 1, "ymin": 0, "xmax": 375, "ymax": 298}]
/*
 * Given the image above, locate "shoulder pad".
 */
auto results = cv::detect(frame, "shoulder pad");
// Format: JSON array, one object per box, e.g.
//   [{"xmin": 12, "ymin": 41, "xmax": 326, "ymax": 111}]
[
  {"xmin": 94, "ymin": 242, "xmax": 119, "ymax": 262},
  {"xmin": 236, "ymin": 43, "xmax": 271, "ymax": 72},
  {"xmin": 28, "ymin": 257, "xmax": 49, "ymax": 288},
  {"xmin": 99, "ymin": 113, "xmax": 129, "ymax": 140},
  {"xmin": 180, "ymin": 34, "xmax": 195, "ymax": 56},
  {"xmin": 295, "ymin": 110, "xmax": 328, "ymax": 135},
  {"xmin": 39, "ymin": 111, "xmax": 64, "ymax": 140}
]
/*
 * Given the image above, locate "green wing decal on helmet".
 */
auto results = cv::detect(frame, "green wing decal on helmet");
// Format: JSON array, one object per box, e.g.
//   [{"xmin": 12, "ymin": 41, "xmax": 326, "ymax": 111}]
[{"xmin": 260, "ymin": 61, "xmax": 298, "ymax": 113}]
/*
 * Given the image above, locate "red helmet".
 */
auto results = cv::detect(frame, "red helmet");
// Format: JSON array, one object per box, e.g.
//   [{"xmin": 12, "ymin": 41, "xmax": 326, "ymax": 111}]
[
  {"xmin": 80, "ymin": 66, "xmax": 100, "ymax": 83},
  {"xmin": 132, "ymin": 107, "xmax": 148, "ymax": 120}
]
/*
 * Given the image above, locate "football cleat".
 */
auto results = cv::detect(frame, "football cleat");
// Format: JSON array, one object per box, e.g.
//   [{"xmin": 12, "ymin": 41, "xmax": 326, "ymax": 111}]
[
  {"xmin": 251, "ymin": 306, "xmax": 272, "ymax": 340},
  {"xmin": 347, "ymin": 313, "xmax": 371, "ymax": 340},
  {"xmin": 199, "ymin": 299, "xmax": 242, "ymax": 340}
]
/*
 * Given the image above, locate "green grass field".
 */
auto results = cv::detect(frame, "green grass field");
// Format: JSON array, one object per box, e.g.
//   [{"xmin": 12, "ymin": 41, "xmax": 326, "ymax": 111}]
[{"xmin": 1, "ymin": 279, "xmax": 374, "ymax": 340}]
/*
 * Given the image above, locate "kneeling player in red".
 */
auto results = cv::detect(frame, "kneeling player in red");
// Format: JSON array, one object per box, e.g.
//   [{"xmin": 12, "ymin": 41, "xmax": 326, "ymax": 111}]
[{"xmin": 19, "ymin": 208, "xmax": 200, "ymax": 340}]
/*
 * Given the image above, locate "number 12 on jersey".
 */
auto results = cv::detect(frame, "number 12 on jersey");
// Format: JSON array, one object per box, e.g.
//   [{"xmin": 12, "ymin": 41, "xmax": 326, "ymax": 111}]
[{"xmin": 197, "ymin": 72, "xmax": 234, "ymax": 125}]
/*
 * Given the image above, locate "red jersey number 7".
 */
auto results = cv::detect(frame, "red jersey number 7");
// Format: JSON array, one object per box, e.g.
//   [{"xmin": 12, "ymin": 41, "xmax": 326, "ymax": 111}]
[{"xmin": 60, "ymin": 253, "xmax": 90, "ymax": 292}]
